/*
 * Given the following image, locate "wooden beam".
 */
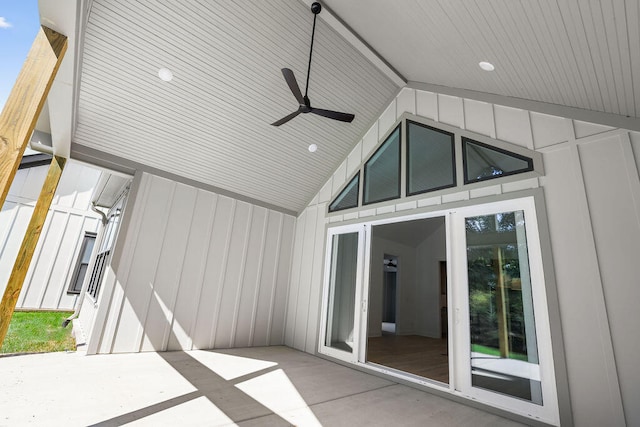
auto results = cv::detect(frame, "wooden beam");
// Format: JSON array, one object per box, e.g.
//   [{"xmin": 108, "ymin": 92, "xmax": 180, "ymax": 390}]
[
  {"xmin": 0, "ymin": 26, "xmax": 67, "ymax": 209},
  {"xmin": 494, "ymin": 247, "xmax": 510, "ymax": 358},
  {"xmin": 0, "ymin": 156, "xmax": 66, "ymax": 347}
]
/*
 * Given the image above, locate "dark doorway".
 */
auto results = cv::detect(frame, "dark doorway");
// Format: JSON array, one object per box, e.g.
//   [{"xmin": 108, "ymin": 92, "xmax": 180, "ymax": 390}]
[{"xmin": 366, "ymin": 216, "xmax": 449, "ymax": 384}]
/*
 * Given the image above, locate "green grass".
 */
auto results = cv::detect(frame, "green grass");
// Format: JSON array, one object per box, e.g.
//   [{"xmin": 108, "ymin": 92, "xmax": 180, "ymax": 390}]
[
  {"xmin": 471, "ymin": 343, "xmax": 529, "ymax": 361},
  {"xmin": 1, "ymin": 311, "xmax": 76, "ymax": 354}
]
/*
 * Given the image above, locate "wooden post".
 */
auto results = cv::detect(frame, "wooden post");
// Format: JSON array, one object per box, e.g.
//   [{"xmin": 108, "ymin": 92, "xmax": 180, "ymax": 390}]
[
  {"xmin": 0, "ymin": 26, "xmax": 67, "ymax": 209},
  {"xmin": 494, "ymin": 247, "xmax": 510, "ymax": 358},
  {"xmin": 0, "ymin": 156, "xmax": 66, "ymax": 346}
]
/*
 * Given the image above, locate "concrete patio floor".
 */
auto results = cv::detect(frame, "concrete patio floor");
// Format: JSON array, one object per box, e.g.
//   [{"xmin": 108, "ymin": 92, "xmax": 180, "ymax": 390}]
[{"xmin": 0, "ymin": 346, "xmax": 525, "ymax": 426}]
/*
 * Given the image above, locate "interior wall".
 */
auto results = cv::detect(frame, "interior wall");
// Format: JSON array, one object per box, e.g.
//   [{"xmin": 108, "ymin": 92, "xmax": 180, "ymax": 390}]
[
  {"xmin": 88, "ymin": 172, "xmax": 295, "ymax": 354},
  {"xmin": 0, "ymin": 160, "xmax": 101, "ymax": 311},
  {"xmin": 368, "ymin": 236, "xmax": 416, "ymax": 337},
  {"xmin": 415, "ymin": 222, "xmax": 446, "ymax": 338},
  {"xmin": 286, "ymin": 87, "xmax": 640, "ymax": 426}
]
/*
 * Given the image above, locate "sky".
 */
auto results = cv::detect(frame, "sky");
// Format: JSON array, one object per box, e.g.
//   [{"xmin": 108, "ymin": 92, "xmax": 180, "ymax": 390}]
[{"xmin": 0, "ymin": 0, "xmax": 41, "ymax": 109}]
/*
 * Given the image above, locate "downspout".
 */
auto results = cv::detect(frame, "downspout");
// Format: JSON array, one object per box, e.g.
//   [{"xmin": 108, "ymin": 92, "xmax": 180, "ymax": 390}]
[{"xmin": 62, "ymin": 202, "xmax": 107, "ymax": 328}]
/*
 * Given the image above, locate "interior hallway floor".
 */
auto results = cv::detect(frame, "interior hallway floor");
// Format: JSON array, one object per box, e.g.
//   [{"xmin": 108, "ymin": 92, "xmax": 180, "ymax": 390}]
[{"xmin": 0, "ymin": 346, "xmax": 525, "ymax": 426}]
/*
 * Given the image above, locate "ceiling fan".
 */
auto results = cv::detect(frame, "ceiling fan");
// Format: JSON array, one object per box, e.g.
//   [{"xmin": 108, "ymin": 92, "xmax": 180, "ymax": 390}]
[{"xmin": 271, "ymin": 2, "xmax": 355, "ymax": 127}]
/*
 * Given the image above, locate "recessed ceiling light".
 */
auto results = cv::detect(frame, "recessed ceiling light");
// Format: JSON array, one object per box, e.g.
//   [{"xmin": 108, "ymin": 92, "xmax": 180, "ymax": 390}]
[
  {"xmin": 479, "ymin": 61, "xmax": 495, "ymax": 72},
  {"xmin": 158, "ymin": 68, "xmax": 173, "ymax": 82},
  {"xmin": 308, "ymin": 144, "xmax": 318, "ymax": 153}
]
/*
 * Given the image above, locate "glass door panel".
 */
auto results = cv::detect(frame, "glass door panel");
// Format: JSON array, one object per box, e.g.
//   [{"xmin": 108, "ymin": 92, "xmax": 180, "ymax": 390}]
[
  {"xmin": 454, "ymin": 197, "xmax": 559, "ymax": 424},
  {"xmin": 465, "ymin": 210, "xmax": 541, "ymax": 404},
  {"xmin": 320, "ymin": 226, "xmax": 364, "ymax": 362}
]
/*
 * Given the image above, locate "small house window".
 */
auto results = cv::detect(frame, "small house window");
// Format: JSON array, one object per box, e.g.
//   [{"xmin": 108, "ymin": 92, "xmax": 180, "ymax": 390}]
[
  {"xmin": 463, "ymin": 138, "xmax": 533, "ymax": 184},
  {"xmin": 67, "ymin": 232, "xmax": 97, "ymax": 294},
  {"xmin": 329, "ymin": 172, "xmax": 360, "ymax": 212},
  {"xmin": 363, "ymin": 125, "xmax": 401, "ymax": 205},
  {"xmin": 407, "ymin": 120, "xmax": 456, "ymax": 196}
]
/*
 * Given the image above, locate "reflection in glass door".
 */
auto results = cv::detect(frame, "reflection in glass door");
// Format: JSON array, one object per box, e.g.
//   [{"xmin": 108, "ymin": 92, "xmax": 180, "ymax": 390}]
[
  {"xmin": 454, "ymin": 198, "xmax": 558, "ymax": 424},
  {"xmin": 465, "ymin": 210, "xmax": 541, "ymax": 403}
]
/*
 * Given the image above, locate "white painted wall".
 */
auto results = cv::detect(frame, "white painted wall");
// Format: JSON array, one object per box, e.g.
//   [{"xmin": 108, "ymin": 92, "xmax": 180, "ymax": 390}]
[
  {"xmin": 0, "ymin": 160, "xmax": 101, "ymax": 311},
  {"xmin": 368, "ymin": 236, "xmax": 416, "ymax": 336},
  {"xmin": 414, "ymin": 222, "xmax": 446, "ymax": 339},
  {"xmin": 86, "ymin": 172, "xmax": 295, "ymax": 354},
  {"xmin": 286, "ymin": 87, "xmax": 640, "ymax": 426}
]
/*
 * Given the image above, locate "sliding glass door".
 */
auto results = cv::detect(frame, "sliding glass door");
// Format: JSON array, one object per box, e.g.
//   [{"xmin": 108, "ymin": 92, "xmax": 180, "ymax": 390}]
[
  {"xmin": 319, "ymin": 197, "xmax": 559, "ymax": 424},
  {"xmin": 452, "ymin": 198, "xmax": 558, "ymax": 424}
]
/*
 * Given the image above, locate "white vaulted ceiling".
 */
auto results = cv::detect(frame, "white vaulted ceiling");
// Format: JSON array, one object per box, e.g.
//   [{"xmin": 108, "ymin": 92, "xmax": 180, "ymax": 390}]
[
  {"xmin": 71, "ymin": 0, "xmax": 399, "ymax": 214},
  {"xmin": 48, "ymin": 0, "xmax": 640, "ymax": 214},
  {"xmin": 324, "ymin": 0, "xmax": 640, "ymax": 118}
]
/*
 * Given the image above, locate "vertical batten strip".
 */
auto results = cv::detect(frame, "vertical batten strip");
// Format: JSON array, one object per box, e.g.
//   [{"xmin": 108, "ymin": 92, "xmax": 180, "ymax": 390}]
[
  {"xmin": 266, "ymin": 213, "xmax": 284, "ymax": 345},
  {"xmin": 187, "ymin": 193, "xmax": 218, "ymax": 350},
  {"xmin": 229, "ymin": 204, "xmax": 253, "ymax": 348},
  {"xmin": 248, "ymin": 210, "xmax": 269, "ymax": 346},
  {"xmin": 209, "ymin": 199, "xmax": 236, "ymax": 349}
]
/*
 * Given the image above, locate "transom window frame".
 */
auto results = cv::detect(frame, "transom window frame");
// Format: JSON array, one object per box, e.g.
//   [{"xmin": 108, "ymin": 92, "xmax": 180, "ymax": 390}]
[{"xmin": 328, "ymin": 113, "xmax": 544, "ymax": 216}]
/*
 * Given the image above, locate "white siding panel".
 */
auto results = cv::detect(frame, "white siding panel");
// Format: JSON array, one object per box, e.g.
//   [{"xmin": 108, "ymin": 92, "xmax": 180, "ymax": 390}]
[
  {"xmin": 396, "ymin": 88, "xmax": 416, "ymax": 118},
  {"xmin": 214, "ymin": 201, "xmax": 252, "ymax": 349},
  {"xmin": 463, "ymin": 99, "xmax": 495, "ymax": 138},
  {"xmin": 542, "ymin": 147, "xmax": 625, "ymax": 426},
  {"xmin": 167, "ymin": 190, "xmax": 217, "ymax": 351},
  {"xmin": 573, "ymin": 120, "xmax": 615, "ymax": 139},
  {"xmin": 192, "ymin": 195, "xmax": 233, "ymax": 349},
  {"xmin": 7, "ymin": 171, "xmax": 27, "ymax": 198},
  {"xmin": 530, "ymin": 112, "xmax": 570, "ymax": 149},
  {"xmin": 346, "ymin": 141, "xmax": 362, "ymax": 178},
  {"xmin": 141, "ymin": 184, "xmax": 198, "ymax": 352},
  {"xmin": 293, "ymin": 206, "xmax": 318, "ymax": 351},
  {"xmin": 304, "ymin": 203, "xmax": 327, "ymax": 354},
  {"xmin": 20, "ymin": 167, "xmax": 47, "ymax": 200},
  {"xmin": 494, "ymin": 105, "xmax": 534, "ymax": 149},
  {"xmin": 40, "ymin": 213, "xmax": 84, "ymax": 309},
  {"xmin": 438, "ymin": 94, "xmax": 464, "ymax": 129},
  {"xmin": 378, "ymin": 100, "xmax": 397, "ymax": 136},
  {"xmin": 416, "ymin": 90, "xmax": 438, "ymax": 121},
  {"xmin": 362, "ymin": 124, "xmax": 379, "ymax": 161},
  {"xmin": 285, "ymin": 210, "xmax": 306, "ymax": 347},
  {"xmin": 19, "ymin": 211, "xmax": 64, "ymax": 309},
  {"xmin": 92, "ymin": 172, "xmax": 295, "ymax": 353},
  {"xmin": 252, "ymin": 211, "xmax": 282, "ymax": 347},
  {"xmin": 318, "ymin": 181, "xmax": 332, "ymax": 204},
  {"xmin": 578, "ymin": 136, "xmax": 640, "ymax": 425},
  {"xmin": 0, "ymin": 203, "xmax": 22, "ymax": 293},
  {"xmin": 111, "ymin": 176, "xmax": 175, "ymax": 353},
  {"xmin": 332, "ymin": 162, "xmax": 347, "ymax": 196},
  {"xmin": 270, "ymin": 214, "xmax": 295, "ymax": 345},
  {"xmin": 234, "ymin": 206, "xmax": 268, "ymax": 348}
]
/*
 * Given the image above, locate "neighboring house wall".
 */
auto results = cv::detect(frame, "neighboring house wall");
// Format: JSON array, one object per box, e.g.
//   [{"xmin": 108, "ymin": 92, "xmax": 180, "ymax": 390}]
[
  {"xmin": 285, "ymin": 88, "xmax": 640, "ymax": 426},
  {"xmin": 84, "ymin": 172, "xmax": 295, "ymax": 354},
  {"xmin": 0, "ymin": 160, "xmax": 102, "ymax": 311}
]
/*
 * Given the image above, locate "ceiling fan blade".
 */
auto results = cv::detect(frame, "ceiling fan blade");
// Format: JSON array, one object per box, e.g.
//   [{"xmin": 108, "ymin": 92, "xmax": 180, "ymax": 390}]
[
  {"xmin": 271, "ymin": 109, "xmax": 302, "ymax": 126},
  {"xmin": 281, "ymin": 68, "xmax": 305, "ymax": 105},
  {"xmin": 310, "ymin": 107, "xmax": 355, "ymax": 123}
]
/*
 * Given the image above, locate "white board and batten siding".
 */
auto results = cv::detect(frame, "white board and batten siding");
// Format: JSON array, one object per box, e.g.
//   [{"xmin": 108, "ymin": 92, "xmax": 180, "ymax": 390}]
[
  {"xmin": 91, "ymin": 172, "xmax": 295, "ymax": 354},
  {"xmin": 286, "ymin": 87, "xmax": 640, "ymax": 426},
  {"xmin": 0, "ymin": 161, "xmax": 102, "ymax": 311}
]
